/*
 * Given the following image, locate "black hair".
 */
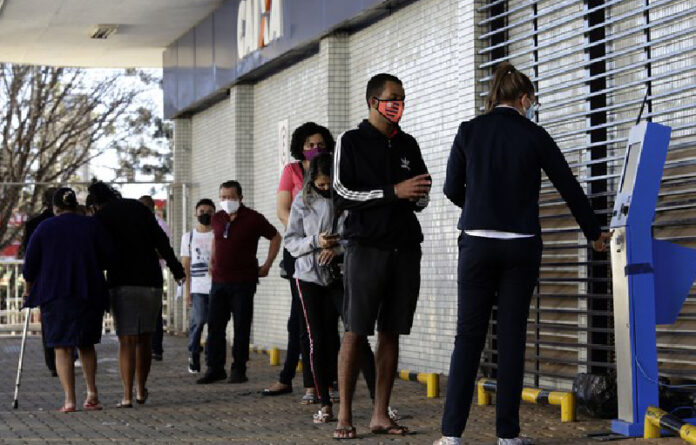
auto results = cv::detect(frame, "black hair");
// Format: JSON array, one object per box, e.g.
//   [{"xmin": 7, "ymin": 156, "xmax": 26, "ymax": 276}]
[
  {"xmin": 219, "ymin": 180, "xmax": 242, "ymax": 196},
  {"xmin": 302, "ymin": 152, "xmax": 333, "ymax": 206},
  {"xmin": 41, "ymin": 187, "xmax": 58, "ymax": 208},
  {"xmin": 486, "ymin": 62, "xmax": 535, "ymax": 113},
  {"xmin": 365, "ymin": 73, "xmax": 402, "ymax": 108},
  {"xmin": 53, "ymin": 187, "xmax": 78, "ymax": 211},
  {"xmin": 289, "ymin": 122, "xmax": 336, "ymax": 161},
  {"xmin": 139, "ymin": 195, "xmax": 155, "ymax": 212},
  {"xmin": 86, "ymin": 180, "xmax": 121, "ymax": 207},
  {"xmin": 195, "ymin": 198, "xmax": 215, "ymax": 211}
]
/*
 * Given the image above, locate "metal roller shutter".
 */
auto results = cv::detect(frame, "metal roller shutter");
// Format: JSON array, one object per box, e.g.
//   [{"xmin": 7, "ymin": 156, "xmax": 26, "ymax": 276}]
[{"xmin": 476, "ymin": 0, "xmax": 696, "ymax": 390}]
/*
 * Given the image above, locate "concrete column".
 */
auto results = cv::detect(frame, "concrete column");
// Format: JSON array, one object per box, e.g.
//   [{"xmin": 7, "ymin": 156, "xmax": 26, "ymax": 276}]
[
  {"xmin": 320, "ymin": 32, "xmax": 350, "ymax": 136},
  {"xmin": 170, "ymin": 118, "xmax": 192, "ymax": 334},
  {"xmin": 230, "ymin": 85, "xmax": 255, "ymax": 206}
]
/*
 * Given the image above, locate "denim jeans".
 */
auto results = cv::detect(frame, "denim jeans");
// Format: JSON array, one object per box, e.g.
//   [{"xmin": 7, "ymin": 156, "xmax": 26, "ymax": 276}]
[{"xmin": 188, "ymin": 293, "xmax": 209, "ymax": 356}]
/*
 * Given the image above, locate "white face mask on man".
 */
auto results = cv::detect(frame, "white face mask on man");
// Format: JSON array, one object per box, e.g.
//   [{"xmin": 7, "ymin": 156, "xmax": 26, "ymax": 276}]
[{"xmin": 220, "ymin": 199, "xmax": 240, "ymax": 214}]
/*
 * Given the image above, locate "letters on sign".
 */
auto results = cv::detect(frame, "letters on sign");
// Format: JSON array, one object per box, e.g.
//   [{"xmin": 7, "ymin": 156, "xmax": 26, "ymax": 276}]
[{"xmin": 237, "ymin": 0, "xmax": 284, "ymax": 60}]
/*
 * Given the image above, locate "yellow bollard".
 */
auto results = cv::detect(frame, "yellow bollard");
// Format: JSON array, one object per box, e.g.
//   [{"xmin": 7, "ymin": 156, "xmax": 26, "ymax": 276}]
[
  {"xmin": 680, "ymin": 424, "xmax": 696, "ymax": 443},
  {"xmin": 477, "ymin": 379, "xmax": 491, "ymax": 406},
  {"xmin": 644, "ymin": 406, "xmax": 663, "ymax": 439},
  {"xmin": 426, "ymin": 373, "xmax": 439, "ymax": 398},
  {"xmin": 269, "ymin": 348, "xmax": 280, "ymax": 366},
  {"xmin": 521, "ymin": 388, "xmax": 541, "ymax": 404},
  {"xmin": 549, "ymin": 392, "xmax": 576, "ymax": 423}
]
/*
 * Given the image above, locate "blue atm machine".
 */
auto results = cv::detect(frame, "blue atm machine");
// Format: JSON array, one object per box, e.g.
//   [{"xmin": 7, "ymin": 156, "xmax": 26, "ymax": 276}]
[{"xmin": 610, "ymin": 121, "xmax": 696, "ymax": 436}]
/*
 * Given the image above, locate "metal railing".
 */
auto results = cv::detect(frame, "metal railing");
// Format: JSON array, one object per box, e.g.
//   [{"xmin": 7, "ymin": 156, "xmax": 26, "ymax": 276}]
[
  {"xmin": 0, "ymin": 259, "xmax": 117, "ymax": 336},
  {"xmin": 0, "ymin": 260, "xmax": 40, "ymax": 334}
]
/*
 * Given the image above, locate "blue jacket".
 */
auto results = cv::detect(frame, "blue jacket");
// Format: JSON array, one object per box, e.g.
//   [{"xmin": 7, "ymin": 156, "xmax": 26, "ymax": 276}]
[
  {"xmin": 444, "ymin": 107, "xmax": 602, "ymax": 241},
  {"xmin": 23, "ymin": 213, "xmax": 113, "ymax": 310}
]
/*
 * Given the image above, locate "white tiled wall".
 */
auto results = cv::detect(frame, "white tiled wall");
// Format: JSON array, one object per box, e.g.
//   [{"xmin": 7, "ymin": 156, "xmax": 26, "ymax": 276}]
[
  {"xmin": 174, "ymin": 0, "xmax": 479, "ymax": 374},
  {"xmin": 251, "ymin": 50, "xmax": 330, "ymax": 348},
  {"xmin": 346, "ymin": 0, "xmax": 477, "ymax": 373}
]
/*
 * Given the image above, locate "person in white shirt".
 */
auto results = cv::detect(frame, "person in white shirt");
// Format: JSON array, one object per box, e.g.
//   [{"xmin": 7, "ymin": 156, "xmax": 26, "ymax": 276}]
[{"xmin": 180, "ymin": 199, "xmax": 216, "ymax": 373}]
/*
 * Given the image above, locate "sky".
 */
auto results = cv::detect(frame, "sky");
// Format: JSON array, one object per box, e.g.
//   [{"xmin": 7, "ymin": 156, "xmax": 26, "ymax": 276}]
[{"xmin": 86, "ymin": 68, "xmax": 169, "ymax": 200}]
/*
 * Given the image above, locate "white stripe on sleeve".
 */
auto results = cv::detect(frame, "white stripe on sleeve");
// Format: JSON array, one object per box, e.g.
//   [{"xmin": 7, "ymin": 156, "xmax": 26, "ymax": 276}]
[{"xmin": 333, "ymin": 131, "xmax": 385, "ymax": 202}]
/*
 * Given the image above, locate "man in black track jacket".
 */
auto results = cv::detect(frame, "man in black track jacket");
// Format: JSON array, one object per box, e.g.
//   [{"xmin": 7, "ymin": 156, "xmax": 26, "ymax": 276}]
[{"xmin": 332, "ymin": 73, "xmax": 431, "ymax": 439}]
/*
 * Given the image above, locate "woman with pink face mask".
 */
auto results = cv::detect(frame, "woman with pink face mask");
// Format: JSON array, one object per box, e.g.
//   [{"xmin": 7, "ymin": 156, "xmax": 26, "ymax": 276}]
[{"xmin": 262, "ymin": 123, "xmax": 340, "ymax": 404}]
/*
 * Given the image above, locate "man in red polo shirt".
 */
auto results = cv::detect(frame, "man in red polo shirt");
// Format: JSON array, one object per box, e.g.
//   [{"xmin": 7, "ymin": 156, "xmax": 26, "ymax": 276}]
[{"xmin": 197, "ymin": 180, "xmax": 282, "ymax": 384}]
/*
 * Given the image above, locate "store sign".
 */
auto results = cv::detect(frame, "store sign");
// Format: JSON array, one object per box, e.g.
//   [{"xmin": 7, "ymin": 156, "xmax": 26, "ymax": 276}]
[{"xmin": 237, "ymin": 0, "xmax": 284, "ymax": 60}]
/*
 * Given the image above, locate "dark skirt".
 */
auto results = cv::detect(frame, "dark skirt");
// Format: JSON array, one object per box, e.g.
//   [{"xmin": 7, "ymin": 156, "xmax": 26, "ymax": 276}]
[{"xmin": 40, "ymin": 299, "xmax": 103, "ymax": 348}]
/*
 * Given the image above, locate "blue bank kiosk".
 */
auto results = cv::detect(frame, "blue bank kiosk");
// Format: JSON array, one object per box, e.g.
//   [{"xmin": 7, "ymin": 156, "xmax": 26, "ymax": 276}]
[{"xmin": 610, "ymin": 121, "xmax": 696, "ymax": 436}]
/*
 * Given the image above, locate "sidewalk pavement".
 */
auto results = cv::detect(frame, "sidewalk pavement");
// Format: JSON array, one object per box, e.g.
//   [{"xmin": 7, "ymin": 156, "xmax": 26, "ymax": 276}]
[{"xmin": 0, "ymin": 335, "xmax": 684, "ymax": 444}]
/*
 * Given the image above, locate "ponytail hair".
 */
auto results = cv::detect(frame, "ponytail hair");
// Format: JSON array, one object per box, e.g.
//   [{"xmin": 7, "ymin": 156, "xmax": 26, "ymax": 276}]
[
  {"xmin": 485, "ymin": 62, "xmax": 535, "ymax": 113},
  {"xmin": 53, "ymin": 187, "xmax": 78, "ymax": 211}
]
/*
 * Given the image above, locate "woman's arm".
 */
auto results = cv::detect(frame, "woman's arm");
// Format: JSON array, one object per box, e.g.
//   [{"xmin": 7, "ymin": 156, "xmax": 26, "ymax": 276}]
[
  {"xmin": 284, "ymin": 197, "xmax": 318, "ymax": 258},
  {"xmin": 277, "ymin": 191, "xmax": 292, "ymax": 228},
  {"xmin": 444, "ymin": 122, "xmax": 468, "ymax": 208}
]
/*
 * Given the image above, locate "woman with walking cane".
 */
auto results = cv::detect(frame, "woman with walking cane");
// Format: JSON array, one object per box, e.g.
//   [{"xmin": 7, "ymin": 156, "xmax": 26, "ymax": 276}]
[{"xmin": 22, "ymin": 187, "xmax": 113, "ymax": 412}]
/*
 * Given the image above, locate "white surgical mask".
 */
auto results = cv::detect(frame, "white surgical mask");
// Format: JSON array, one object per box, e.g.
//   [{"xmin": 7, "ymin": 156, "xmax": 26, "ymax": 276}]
[{"xmin": 220, "ymin": 199, "xmax": 240, "ymax": 214}]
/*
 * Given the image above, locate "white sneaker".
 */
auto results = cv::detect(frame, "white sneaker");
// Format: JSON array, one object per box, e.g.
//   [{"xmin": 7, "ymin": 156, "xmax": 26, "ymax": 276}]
[
  {"xmin": 497, "ymin": 438, "xmax": 533, "ymax": 445},
  {"xmin": 433, "ymin": 438, "xmax": 461, "ymax": 445}
]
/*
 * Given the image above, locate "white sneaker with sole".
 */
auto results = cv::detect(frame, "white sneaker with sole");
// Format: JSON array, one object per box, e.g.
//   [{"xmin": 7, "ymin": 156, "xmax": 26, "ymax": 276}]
[
  {"xmin": 433, "ymin": 437, "xmax": 460, "ymax": 445},
  {"xmin": 497, "ymin": 437, "xmax": 533, "ymax": 445}
]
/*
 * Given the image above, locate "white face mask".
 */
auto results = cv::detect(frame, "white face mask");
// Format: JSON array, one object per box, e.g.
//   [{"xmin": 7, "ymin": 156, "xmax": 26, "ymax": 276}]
[{"xmin": 220, "ymin": 199, "xmax": 240, "ymax": 214}]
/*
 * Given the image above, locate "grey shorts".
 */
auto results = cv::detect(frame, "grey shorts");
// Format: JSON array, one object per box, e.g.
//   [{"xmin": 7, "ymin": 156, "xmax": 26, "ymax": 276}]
[
  {"xmin": 110, "ymin": 286, "xmax": 162, "ymax": 336},
  {"xmin": 343, "ymin": 244, "xmax": 421, "ymax": 336}
]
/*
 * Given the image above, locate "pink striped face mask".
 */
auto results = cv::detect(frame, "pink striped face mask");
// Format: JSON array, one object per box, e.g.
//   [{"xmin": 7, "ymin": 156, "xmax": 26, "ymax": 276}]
[{"xmin": 373, "ymin": 98, "xmax": 404, "ymax": 124}]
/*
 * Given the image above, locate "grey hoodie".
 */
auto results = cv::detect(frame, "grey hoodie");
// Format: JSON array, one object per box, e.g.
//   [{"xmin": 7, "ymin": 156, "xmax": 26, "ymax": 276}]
[{"xmin": 285, "ymin": 190, "xmax": 346, "ymax": 287}]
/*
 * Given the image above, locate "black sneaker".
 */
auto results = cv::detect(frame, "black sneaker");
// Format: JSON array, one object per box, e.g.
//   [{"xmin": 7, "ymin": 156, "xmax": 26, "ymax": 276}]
[
  {"xmin": 152, "ymin": 353, "xmax": 163, "ymax": 361},
  {"xmin": 188, "ymin": 355, "xmax": 200, "ymax": 374},
  {"xmin": 227, "ymin": 368, "xmax": 248, "ymax": 384},
  {"xmin": 196, "ymin": 369, "xmax": 227, "ymax": 384}
]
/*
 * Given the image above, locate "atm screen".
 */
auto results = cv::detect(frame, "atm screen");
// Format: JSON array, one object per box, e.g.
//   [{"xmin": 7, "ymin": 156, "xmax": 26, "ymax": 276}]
[{"xmin": 620, "ymin": 142, "xmax": 642, "ymax": 193}]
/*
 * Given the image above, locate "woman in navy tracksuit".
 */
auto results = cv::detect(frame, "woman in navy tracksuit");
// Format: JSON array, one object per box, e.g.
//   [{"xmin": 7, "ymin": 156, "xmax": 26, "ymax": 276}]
[{"xmin": 435, "ymin": 62, "xmax": 610, "ymax": 445}]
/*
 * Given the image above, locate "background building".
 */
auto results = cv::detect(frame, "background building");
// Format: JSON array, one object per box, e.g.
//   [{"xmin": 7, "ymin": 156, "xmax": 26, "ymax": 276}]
[
  {"xmin": 163, "ymin": 0, "xmax": 696, "ymax": 390},
  {"xmin": 2, "ymin": 0, "xmax": 694, "ymax": 391}
]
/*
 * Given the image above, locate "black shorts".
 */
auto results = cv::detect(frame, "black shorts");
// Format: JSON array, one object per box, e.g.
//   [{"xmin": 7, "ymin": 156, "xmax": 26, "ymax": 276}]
[{"xmin": 343, "ymin": 244, "xmax": 421, "ymax": 336}]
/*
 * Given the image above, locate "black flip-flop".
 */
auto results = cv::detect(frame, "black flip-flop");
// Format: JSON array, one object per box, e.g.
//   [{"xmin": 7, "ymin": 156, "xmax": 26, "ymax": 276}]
[
  {"xmin": 116, "ymin": 401, "xmax": 133, "ymax": 408},
  {"xmin": 261, "ymin": 386, "xmax": 292, "ymax": 396},
  {"xmin": 370, "ymin": 424, "xmax": 410, "ymax": 436}
]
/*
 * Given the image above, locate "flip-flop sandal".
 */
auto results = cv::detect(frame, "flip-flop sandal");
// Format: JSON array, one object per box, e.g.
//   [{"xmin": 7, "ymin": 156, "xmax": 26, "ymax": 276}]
[
  {"xmin": 332, "ymin": 426, "xmax": 357, "ymax": 440},
  {"xmin": 58, "ymin": 405, "xmax": 77, "ymax": 413},
  {"xmin": 136, "ymin": 388, "xmax": 148, "ymax": 405},
  {"xmin": 83, "ymin": 400, "xmax": 103, "ymax": 411},
  {"xmin": 370, "ymin": 424, "xmax": 410, "ymax": 435},
  {"xmin": 300, "ymin": 393, "xmax": 317, "ymax": 404},
  {"xmin": 261, "ymin": 386, "xmax": 292, "ymax": 396},
  {"xmin": 313, "ymin": 409, "xmax": 335, "ymax": 424},
  {"xmin": 116, "ymin": 401, "xmax": 133, "ymax": 408}
]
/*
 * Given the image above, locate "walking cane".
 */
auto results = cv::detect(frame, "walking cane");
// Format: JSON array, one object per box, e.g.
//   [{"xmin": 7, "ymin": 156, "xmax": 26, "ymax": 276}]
[{"xmin": 13, "ymin": 307, "xmax": 31, "ymax": 409}]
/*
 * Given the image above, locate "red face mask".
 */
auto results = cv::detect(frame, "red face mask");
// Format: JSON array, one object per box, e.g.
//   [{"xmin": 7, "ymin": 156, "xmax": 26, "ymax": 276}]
[{"xmin": 374, "ymin": 98, "xmax": 404, "ymax": 124}]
